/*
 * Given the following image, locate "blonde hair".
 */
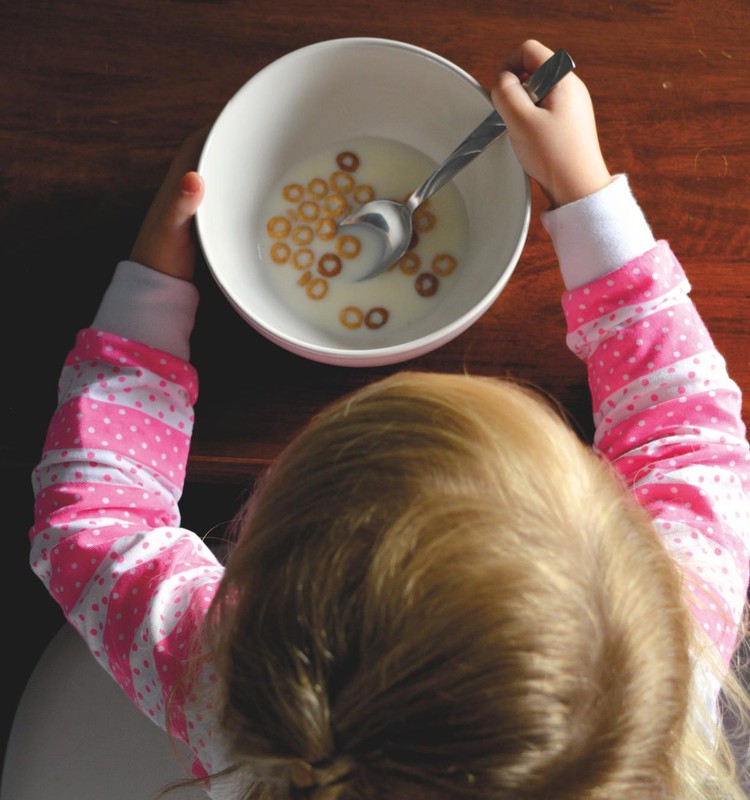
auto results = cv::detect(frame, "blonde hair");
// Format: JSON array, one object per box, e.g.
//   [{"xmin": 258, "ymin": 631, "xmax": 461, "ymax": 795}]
[{"xmin": 198, "ymin": 371, "xmax": 748, "ymax": 800}]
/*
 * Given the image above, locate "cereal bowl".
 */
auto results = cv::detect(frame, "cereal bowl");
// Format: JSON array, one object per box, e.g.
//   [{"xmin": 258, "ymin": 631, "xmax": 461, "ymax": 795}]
[{"xmin": 196, "ymin": 37, "xmax": 530, "ymax": 367}]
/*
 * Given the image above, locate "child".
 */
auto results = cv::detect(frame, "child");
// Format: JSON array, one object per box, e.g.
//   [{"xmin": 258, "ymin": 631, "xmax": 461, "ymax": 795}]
[{"xmin": 30, "ymin": 39, "xmax": 750, "ymax": 799}]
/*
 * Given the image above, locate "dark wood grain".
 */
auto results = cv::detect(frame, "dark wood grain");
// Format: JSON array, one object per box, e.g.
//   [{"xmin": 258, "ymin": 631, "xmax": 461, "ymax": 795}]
[{"xmin": 2, "ymin": 0, "xmax": 749, "ymax": 491}]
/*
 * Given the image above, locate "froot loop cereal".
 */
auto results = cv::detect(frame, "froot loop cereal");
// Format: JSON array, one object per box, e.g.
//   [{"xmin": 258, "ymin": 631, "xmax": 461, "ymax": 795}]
[
  {"xmin": 338, "ymin": 305, "xmax": 389, "ymax": 330},
  {"xmin": 318, "ymin": 253, "xmax": 343, "ymax": 278},
  {"xmin": 336, "ymin": 151, "xmax": 360, "ymax": 172},
  {"xmin": 260, "ymin": 136, "xmax": 469, "ymax": 338},
  {"xmin": 265, "ymin": 159, "xmax": 457, "ymax": 325}
]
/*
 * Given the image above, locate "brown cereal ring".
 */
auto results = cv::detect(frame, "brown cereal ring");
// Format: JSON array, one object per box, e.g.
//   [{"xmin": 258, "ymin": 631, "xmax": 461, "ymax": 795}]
[
  {"xmin": 318, "ymin": 252, "xmax": 342, "ymax": 278},
  {"xmin": 414, "ymin": 209, "xmax": 436, "ymax": 233},
  {"xmin": 291, "ymin": 225, "xmax": 314, "ymax": 246},
  {"xmin": 353, "ymin": 184, "xmax": 375, "ymax": 204},
  {"xmin": 339, "ymin": 305, "xmax": 364, "ymax": 329},
  {"xmin": 397, "ymin": 252, "xmax": 421, "ymax": 275},
  {"xmin": 306, "ymin": 277, "xmax": 329, "ymax": 300},
  {"xmin": 365, "ymin": 307, "xmax": 389, "ymax": 329},
  {"xmin": 267, "ymin": 216, "xmax": 291, "ymax": 239},
  {"xmin": 270, "ymin": 241, "xmax": 291, "ymax": 264},
  {"xmin": 292, "ymin": 225, "xmax": 315, "ymax": 245},
  {"xmin": 336, "ymin": 151, "xmax": 360, "ymax": 172},
  {"xmin": 335, "ymin": 235, "xmax": 361, "ymax": 259},
  {"xmin": 432, "ymin": 253, "xmax": 457, "ymax": 276},
  {"xmin": 292, "ymin": 248, "xmax": 315, "ymax": 270},
  {"xmin": 408, "ymin": 229, "xmax": 420, "ymax": 250},
  {"xmin": 283, "ymin": 183, "xmax": 304, "ymax": 202},
  {"xmin": 307, "ymin": 177, "xmax": 329, "ymax": 199},
  {"xmin": 297, "ymin": 270, "xmax": 312, "ymax": 286},
  {"xmin": 415, "ymin": 272, "xmax": 439, "ymax": 297},
  {"xmin": 298, "ymin": 200, "xmax": 320, "ymax": 222},
  {"xmin": 315, "ymin": 217, "xmax": 337, "ymax": 240},
  {"xmin": 330, "ymin": 171, "xmax": 355, "ymax": 194},
  {"xmin": 322, "ymin": 193, "xmax": 348, "ymax": 218}
]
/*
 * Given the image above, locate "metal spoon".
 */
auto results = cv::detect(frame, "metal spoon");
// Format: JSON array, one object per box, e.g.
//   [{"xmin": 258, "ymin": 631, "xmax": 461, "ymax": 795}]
[{"xmin": 339, "ymin": 49, "xmax": 575, "ymax": 282}]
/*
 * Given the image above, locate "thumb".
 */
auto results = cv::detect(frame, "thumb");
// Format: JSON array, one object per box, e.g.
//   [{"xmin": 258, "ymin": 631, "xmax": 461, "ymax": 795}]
[
  {"xmin": 130, "ymin": 170, "xmax": 205, "ymax": 281},
  {"xmin": 169, "ymin": 171, "xmax": 205, "ymax": 229}
]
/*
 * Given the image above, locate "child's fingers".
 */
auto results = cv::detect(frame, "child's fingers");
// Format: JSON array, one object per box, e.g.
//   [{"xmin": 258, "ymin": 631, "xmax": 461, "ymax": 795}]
[
  {"xmin": 498, "ymin": 39, "xmax": 557, "ymax": 80},
  {"xmin": 491, "ymin": 70, "xmax": 535, "ymax": 121},
  {"xmin": 492, "ymin": 40, "xmax": 563, "ymax": 124}
]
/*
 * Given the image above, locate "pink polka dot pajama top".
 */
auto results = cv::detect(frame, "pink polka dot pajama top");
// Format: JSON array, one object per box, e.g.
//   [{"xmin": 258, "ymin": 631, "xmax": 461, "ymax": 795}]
[{"xmin": 29, "ymin": 175, "xmax": 750, "ymax": 791}]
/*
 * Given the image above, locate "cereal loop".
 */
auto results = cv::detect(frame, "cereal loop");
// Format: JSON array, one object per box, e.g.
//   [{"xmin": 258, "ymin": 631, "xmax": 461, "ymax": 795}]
[
  {"xmin": 318, "ymin": 253, "xmax": 343, "ymax": 278},
  {"xmin": 415, "ymin": 272, "xmax": 439, "ymax": 297},
  {"xmin": 297, "ymin": 271, "xmax": 312, "ymax": 286},
  {"xmin": 292, "ymin": 225, "xmax": 314, "ymax": 246},
  {"xmin": 339, "ymin": 306, "xmax": 364, "ymax": 329},
  {"xmin": 365, "ymin": 307, "xmax": 389, "ymax": 329},
  {"xmin": 336, "ymin": 151, "xmax": 360, "ymax": 172},
  {"xmin": 283, "ymin": 184, "xmax": 304, "ymax": 203},
  {"xmin": 323, "ymin": 193, "xmax": 348, "ymax": 218},
  {"xmin": 330, "ymin": 171, "xmax": 355, "ymax": 194},
  {"xmin": 298, "ymin": 200, "xmax": 320, "ymax": 222},
  {"xmin": 306, "ymin": 278, "xmax": 329, "ymax": 300},
  {"xmin": 315, "ymin": 217, "xmax": 338, "ymax": 240},
  {"xmin": 353, "ymin": 184, "xmax": 375, "ymax": 204},
  {"xmin": 432, "ymin": 253, "xmax": 457, "ymax": 276},
  {"xmin": 414, "ymin": 210, "xmax": 436, "ymax": 233},
  {"xmin": 292, "ymin": 248, "xmax": 315, "ymax": 270},
  {"xmin": 267, "ymin": 216, "xmax": 291, "ymax": 239},
  {"xmin": 307, "ymin": 177, "xmax": 329, "ymax": 199},
  {"xmin": 397, "ymin": 252, "xmax": 421, "ymax": 275},
  {"xmin": 335, "ymin": 235, "xmax": 361, "ymax": 259},
  {"xmin": 270, "ymin": 242, "xmax": 291, "ymax": 264}
]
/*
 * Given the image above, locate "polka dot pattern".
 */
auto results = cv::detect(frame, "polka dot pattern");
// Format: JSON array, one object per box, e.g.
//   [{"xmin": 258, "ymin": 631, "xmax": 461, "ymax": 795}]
[
  {"xmin": 562, "ymin": 241, "xmax": 750, "ymax": 667},
  {"xmin": 26, "ymin": 241, "xmax": 750, "ymax": 785},
  {"xmin": 29, "ymin": 330, "xmax": 226, "ymax": 777}
]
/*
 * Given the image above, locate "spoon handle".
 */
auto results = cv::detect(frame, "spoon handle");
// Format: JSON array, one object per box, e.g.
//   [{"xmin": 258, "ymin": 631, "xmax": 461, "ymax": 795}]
[{"xmin": 406, "ymin": 49, "xmax": 575, "ymax": 211}]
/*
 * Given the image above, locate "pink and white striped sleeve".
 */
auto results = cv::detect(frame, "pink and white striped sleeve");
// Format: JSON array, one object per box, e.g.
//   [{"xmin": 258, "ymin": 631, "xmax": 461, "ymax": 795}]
[
  {"xmin": 29, "ymin": 328, "xmax": 227, "ymax": 777},
  {"xmin": 562, "ymin": 241, "xmax": 750, "ymax": 667}
]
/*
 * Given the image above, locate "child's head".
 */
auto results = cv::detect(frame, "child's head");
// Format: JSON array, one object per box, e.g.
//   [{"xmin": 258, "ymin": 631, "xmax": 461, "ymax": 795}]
[{"xmin": 205, "ymin": 371, "xmax": 733, "ymax": 799}]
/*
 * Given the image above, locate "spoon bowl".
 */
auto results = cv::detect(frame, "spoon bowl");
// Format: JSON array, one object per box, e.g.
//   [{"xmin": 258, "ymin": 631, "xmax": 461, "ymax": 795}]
[
  {"xmin": 345, "ymin": 198, "xmax": 416, "ymax": 273},
  {"xmin": 340, "ymin": 49, "xmax": 575, "ymax": 282}
]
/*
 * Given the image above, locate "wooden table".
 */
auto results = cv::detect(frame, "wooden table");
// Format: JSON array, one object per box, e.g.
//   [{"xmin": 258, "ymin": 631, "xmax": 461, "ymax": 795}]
[{"xmin": 2, "ymin": 0, "xmax": 749, "ymax": 767}]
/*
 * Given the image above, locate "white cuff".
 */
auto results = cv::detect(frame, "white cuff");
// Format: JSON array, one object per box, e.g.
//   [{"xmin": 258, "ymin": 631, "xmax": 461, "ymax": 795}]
[
  {"xmin": 91, "ymin": 260, "xmax": 200, "ymax": 360},
  {"xmin": 540, "ymin": 174, "xmax": 656, "ymax": 289}
]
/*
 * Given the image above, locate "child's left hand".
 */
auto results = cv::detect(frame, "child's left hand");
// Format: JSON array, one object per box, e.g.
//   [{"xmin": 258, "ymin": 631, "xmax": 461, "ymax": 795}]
[{"xmin": 129, "ymin": 127, "xmax": 208, "ymax": 282}]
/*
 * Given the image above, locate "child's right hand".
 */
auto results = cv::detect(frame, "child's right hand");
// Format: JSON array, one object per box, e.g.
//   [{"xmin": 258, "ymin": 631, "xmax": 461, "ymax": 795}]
[
  {"xmin": 490, "ymin": 39, "xmax": 612, "ymax": 208},
  {"xmin": 129, "ymin": 127, "xmax": 208, "ymax": 282}
]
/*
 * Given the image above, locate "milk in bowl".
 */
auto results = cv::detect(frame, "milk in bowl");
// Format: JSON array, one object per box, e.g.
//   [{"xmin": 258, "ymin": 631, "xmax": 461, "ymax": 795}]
[{"xmin": 258, "ymin": 136, "xmax": 469, "ymax": 343}]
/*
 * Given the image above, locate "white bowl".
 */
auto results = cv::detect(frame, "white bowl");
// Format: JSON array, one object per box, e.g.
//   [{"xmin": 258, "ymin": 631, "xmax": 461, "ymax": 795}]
[{"xmin": 197, "ymin": 37, "xmax": 530, "ymax": 367}]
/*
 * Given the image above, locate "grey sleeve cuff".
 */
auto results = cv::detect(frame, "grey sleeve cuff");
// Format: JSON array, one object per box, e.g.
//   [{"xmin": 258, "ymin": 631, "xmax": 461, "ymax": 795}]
[
  {"xmin": 91, "ymin": 260, "xmax": 200, "ymax": 360},
  {"xmin": 540, "ymin": 174, "xmax": 656, "ymax": 289}
]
